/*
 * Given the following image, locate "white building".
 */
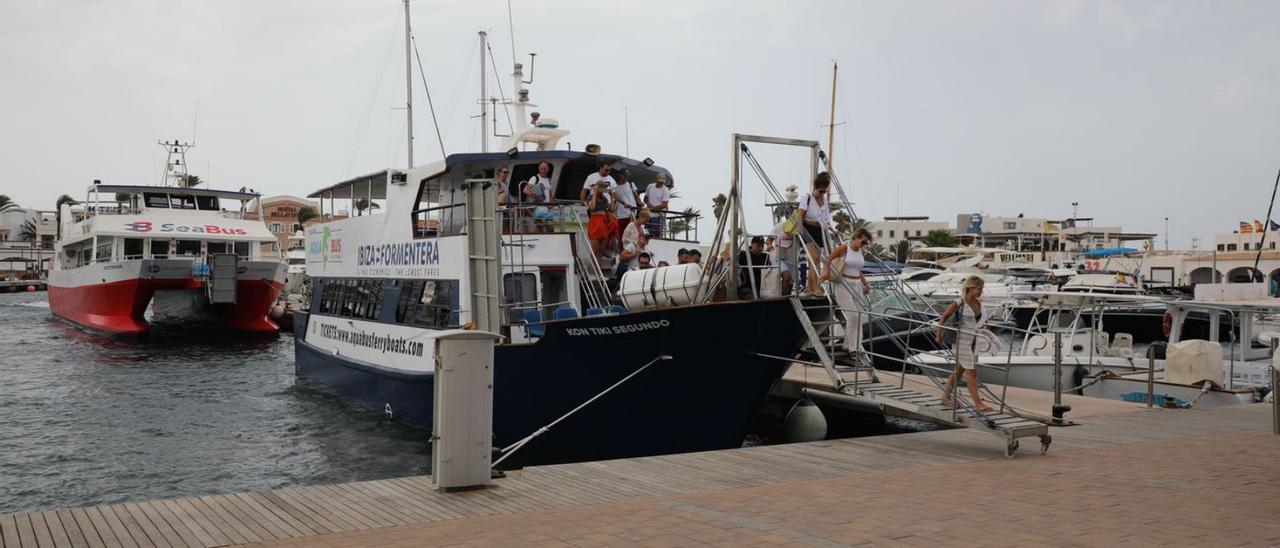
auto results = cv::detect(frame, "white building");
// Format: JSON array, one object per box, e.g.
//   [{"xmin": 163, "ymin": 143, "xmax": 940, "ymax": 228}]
[
  {"xmin": 867, "ymin": 216, "xmax": 948, "ymax": 247},
  {"xmin": 0, "ymin": 209, "xmax": 57, "ymax": 278},
  {"xmin": 953, "ymin": 213, "xmax": 1153, "ymax": 254}
]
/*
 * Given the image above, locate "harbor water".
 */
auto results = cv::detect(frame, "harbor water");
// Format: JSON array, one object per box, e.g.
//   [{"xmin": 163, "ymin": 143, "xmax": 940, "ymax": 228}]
[
  {"xmin": 0, "ymin": 290, "xmax": 933, "ymax": 516},
  {"xmin": 0, "ymin": 292, "xmax": 432, "ymax": 516}
]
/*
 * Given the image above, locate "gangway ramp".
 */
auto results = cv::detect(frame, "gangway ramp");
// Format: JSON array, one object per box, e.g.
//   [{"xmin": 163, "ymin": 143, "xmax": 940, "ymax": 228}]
[{"xmin": 784, "ymin": 296, "xmax": 1053, "ymax": 458}]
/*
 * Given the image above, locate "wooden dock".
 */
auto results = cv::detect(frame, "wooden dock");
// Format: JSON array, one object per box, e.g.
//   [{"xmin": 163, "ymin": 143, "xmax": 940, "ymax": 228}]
[
  {"xmin": 0, "ymin": 280, "xmax": 45, "ymax": 293},
  {"xmin": 2, "ymin": 403, "xmax": 1275, "ymax": 547}
]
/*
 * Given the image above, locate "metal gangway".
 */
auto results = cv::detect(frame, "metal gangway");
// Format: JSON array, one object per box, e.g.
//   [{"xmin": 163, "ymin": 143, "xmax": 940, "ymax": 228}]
[{"xmin": 705, "ymin": 133, "xmax": 1051, "ymax": 457}]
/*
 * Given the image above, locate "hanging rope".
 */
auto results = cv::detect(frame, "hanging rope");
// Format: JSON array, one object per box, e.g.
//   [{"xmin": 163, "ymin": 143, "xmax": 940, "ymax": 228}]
[
  {"xmin": 1253, "ymin": 166, "xmax": 1280, "ymax": 279},
  {"xmin": 411, "ymin": 35, "xmax": 447, "ymax": 159},
  {"xmin": 485, "ymin": 42, "xmax": 515, "ymax": 135},
  {"xmin": 493, "ymin": 354, "xmax": 673, "ymax": 467}
]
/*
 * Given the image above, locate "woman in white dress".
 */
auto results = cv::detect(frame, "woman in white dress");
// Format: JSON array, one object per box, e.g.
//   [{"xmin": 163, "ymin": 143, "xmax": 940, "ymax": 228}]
[
  {"xmin": 935, "ymin": 276, "xmax": 992, "ymax": 411},
  {"xmin": 825, "ymin": 228, "xmax": 872, "ymax": 358}
]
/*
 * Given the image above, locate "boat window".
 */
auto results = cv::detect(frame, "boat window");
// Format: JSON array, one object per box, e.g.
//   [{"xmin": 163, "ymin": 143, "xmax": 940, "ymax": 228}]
[
  {"xmin": 540, "ymin": 269, "xmax": 568, "ymax": 318},
  {"xmin": 234, "ymin": 241, "xmax": 251, "ymax": 258},
  {"xmin": 553, "ymin": 155, "xmax": 613, "ymax": 201},
  {"xmin": 176, "ymin": 240, "xmax": 202, "ymax": 256},
  {"xmin": 396, "ymin": 279, "xmax": 457, "ymax": 327},
  {"xmin": 508, "ymin": 163, "xmax": 556, "ymax": 199},
  {"xmin": 170, "ymin": 194, "xmax": 197, "ymax": 210},
  {"xmin": 412, "ymin": 176, "xmax": 465, "ymax": 239},
  {"xmin": 144, "ymin": 193, "xmax": 171, "ymax": 208},
  {"xmin": 195, "ymin": 195, "xmax": 219, "ymax": 211},
  {"xmin": 123, "ymin": 238, "xmax": 144, "ymax": 259},
  {"xmin": 503, "ymin": 272, "xmax": 539, "ymax": 323},
  {"xmin": 63, "ymin": 240, "xmax": 90, "ymax": 268},
  {"xmin": 287, "ymin": 257, "xmax": 306, "ymax": 265},
  {"xmin": 207, "ymin": 241, "xmax": 230, "ymax": 254},
  {"xmin": 94, "ymin": 237, "xmax": 114, "ymax": 263},
  {"xmin": 150, "ymin": 239, "xmax": 170, "ymax": 259}
]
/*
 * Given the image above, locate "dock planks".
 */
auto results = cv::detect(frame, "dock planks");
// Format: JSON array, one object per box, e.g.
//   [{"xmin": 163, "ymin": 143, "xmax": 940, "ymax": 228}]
[{"xmin": 1, "ymin": 403, "xmax": 1270, "ymax": 548}]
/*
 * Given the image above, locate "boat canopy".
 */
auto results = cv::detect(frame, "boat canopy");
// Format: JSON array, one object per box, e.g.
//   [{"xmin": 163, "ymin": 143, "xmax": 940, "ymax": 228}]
[
  {"xmin": 1080, "ymin": 247, "xmax": 1139, "ymax": 257},
  {"xmin": 89, "ymin": 184, "xmax": 261, "ymax": 201},
  {"xmin": 306, "ymin": 151, "xmax": 676, "ymax": 200},
  {"xmin": 1011, "ymin": 291, "xmax": 1161, "ymax": 308}
]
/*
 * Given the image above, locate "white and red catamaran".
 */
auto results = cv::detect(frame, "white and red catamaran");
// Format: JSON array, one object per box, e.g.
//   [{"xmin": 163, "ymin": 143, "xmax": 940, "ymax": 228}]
[{"xmin": 48, "ymin": 141, "xmax": 286, "ymax": 336}]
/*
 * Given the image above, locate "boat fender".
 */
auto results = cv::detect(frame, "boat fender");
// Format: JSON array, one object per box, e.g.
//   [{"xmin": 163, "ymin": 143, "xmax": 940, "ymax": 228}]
[
  {"xmin": 1072, "ymin": 365, "xmax": 1087, "ymax": 395},
  {"xmin": 782, "ymin": 398, "xmax": 827, "ymax": 443}
]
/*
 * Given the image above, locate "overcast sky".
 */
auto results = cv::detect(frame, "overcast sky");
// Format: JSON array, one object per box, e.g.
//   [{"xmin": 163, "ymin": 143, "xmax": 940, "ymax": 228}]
[{"xmin": 2, "ymin": 0, "xmax": 1277, "ymax": 248}]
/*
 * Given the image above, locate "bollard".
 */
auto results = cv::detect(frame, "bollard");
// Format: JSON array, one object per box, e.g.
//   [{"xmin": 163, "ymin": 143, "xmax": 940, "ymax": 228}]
[
  {"xmin": 1051, "ymin": 332, "xmax": 1071, "ymax": 424},
  {"xmin": 1272, "ymin": 338, "xmax": 1279, "ymax": 436}
]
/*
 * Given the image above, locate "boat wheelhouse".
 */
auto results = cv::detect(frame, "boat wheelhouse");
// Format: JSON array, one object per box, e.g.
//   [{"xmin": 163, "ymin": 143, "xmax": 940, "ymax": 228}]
[{"xmin": 48, "ymin": 183, "xmax": 285, "ymax": 336}]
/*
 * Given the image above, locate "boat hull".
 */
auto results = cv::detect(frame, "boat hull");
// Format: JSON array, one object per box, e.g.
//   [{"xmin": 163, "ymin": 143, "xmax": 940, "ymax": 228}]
[
  {"xmin": 49, "ymin": 259, "xmax": 285, "ymax": 336},
  {"xmin": 294, "ymin": 298, "xmax": 808, "ymax": 467}
]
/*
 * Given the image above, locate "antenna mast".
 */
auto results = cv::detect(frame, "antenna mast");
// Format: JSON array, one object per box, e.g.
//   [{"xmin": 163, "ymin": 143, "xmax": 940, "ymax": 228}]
[
  {"xmin": 158, "ymin": 140, "xmax": 194, "ymax": 187},
  {"xmin": 827, "ymin": 61, "xmax": 837, "ymax": 169},
  {"xmin": 479, "ymin": 31, "xmax": 489, "ymax": 153},
  {"xmin": 404, "ymin": 0, "xmax": 414, "ymax": 168}
]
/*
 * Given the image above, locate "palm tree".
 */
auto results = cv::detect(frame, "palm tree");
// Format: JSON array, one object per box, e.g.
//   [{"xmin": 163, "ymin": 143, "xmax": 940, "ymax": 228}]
[
  {"xmin": 891, "ymin": 240, "xmax": 914, "ymax": 263},
  {"xmin": 54, "ymin": 194, "xmax": 78, "ymax": 240},
  {"xmin": 55, "ymin": 194, "xmax": 79, "ymax": 210},
  {"xmin": 921, "ymin": 229, "xmax": 955, "ymax": 248},
  {"xmin": 180, "ymin": 174, "xmax": 202, "ymax": 188},
  {"xmin": 665, "ymin": 207, "xmax": 701, "ymax": 240},
  {"xmin": 0, "ymin": 195, "xmax": 19, "ymax": 212},
  {"xmin": 354, "ymin": 199, "xmax": 380, "ymax": 215},
  {"xmin": 297, "ymin": 206, "xmax": 319, "ymax": 226},
  {"xmin": 18, "ymin": 217, "xmax": 37, "ymax": 242}
]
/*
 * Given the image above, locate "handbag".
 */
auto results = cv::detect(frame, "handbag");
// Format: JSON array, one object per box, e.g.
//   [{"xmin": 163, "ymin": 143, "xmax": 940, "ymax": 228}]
[
  {"xmin": 827, "ymin": 256, "xmax": 846, "ymax": 282},
  {"xmin": 782, "ymin": 194, "xmax": 809, "ymax": 234},
  {"xmin": 941, "ymin": 300, "xmax": 962, "ymax": 346}
]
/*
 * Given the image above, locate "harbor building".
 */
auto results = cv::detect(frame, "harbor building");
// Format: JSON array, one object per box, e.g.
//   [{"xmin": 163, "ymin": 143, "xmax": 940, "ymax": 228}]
[
  {"xmin": 0, "ymin": 209, "xmax": 56, "ymax": 278},
  {"xmin": 953, "ymin": 213, "xmax": 1155, "ymax": 254},
  {"xmin": 245, "ymin": 195, "xmax": 344, "ymax": 257},
  {"xmin": 867, "ymin": 216, "xmax": 948, "ymax": 247}
]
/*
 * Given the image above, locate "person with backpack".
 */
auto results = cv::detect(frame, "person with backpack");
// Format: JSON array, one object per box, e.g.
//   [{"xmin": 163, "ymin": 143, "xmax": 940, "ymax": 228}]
[
  {"xmin": 935, "ymin": 276, "xmax": 993, "ymax": 412},
  {"xmin": 797, "ymin": 172, "xmax": 833, "ymax": 296}
]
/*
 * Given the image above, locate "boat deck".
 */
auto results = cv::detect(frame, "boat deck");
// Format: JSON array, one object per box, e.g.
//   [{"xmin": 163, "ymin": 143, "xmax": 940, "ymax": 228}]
[{"xmin": 2, "ymin": 399, "xmax": 1276, "ymax": 547}]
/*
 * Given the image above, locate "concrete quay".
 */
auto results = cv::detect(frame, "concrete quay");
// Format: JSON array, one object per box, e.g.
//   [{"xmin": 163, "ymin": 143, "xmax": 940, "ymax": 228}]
[{"xmin": 2, "ymin": 400, "xmax": 1276, "ymax": 547}]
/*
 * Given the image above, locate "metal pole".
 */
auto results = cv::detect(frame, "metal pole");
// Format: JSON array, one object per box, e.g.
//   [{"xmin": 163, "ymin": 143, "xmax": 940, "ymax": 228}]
[
  {"xmin": 404, "ymin": 0, "xmax": 414, "ymax": 168},
  {"xmin": 1147, "ymin": 344, "xmax": 1156, "ymax": 409},
  {"xmin": 1053, "ymin": 332, "xmax": 1063, "ymax": 409},
  {"xmin": 479, "ymin": 31, "xmax": 488, "ymax": 153},
  {"xmin": 727, "ymin": 137, "xmax": 740, "ymax": 299},
  {"xmin": 1272, "ymin": 338, "xmax": 1278, "ymax": 435}
]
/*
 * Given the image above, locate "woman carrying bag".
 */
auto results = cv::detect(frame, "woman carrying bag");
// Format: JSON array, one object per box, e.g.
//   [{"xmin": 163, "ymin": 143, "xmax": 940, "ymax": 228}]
[
  {"xmin": 934, "ymin": 276, "xmax": 993, "ymax": 412},
  {"xmin": 795, "ymin": 172, "xmax": 833, "ymax": 296},
  {"xmin": 825, "ymin": 228, "xmax": 873, "ymax": 359}
]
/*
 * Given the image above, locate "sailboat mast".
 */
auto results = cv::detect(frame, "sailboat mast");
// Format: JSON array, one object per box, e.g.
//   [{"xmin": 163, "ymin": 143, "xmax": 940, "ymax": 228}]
[
  {"xmin": 479, "ymin": 31, "xmax": 489, "ymax": 153},
  {"xmin": 827, "ymin": 61, "xmax": 837, "ymax": 169},
  {"xmin": 404, "ymin": 0, "xmax": 414, "ymax": 168}
]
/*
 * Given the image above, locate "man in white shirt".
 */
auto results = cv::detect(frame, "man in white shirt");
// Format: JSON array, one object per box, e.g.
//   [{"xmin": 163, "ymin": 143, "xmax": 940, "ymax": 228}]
[
  {"xmin": 611, "ymin": 169, "xmax": 640, "ymax": 243},
  {"xmin": 522, "ymin": 161, "xmax": 553, "ymax": 232},
  {"xmin": 643, "ymin": 173, "xmax": 671, "ymax": 237},
  {"xmin": 581, "ymin": 159, "xmax": 615, "ymax": 202}
]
